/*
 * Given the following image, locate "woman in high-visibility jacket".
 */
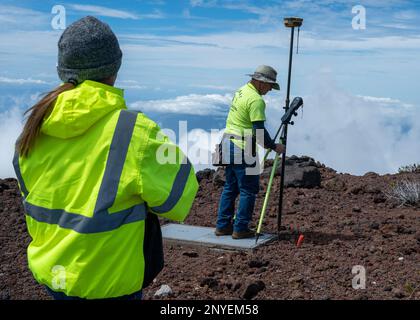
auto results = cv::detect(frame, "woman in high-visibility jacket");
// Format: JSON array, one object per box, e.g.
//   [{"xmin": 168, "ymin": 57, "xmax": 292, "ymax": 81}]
[{"xmin": 13, "ymin": 16, "xmax": 198, "ymax": 300}]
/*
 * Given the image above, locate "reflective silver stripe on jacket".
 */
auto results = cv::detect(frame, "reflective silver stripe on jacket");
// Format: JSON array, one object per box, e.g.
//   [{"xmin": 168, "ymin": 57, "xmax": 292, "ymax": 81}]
[
  {"xmin": 150, "ymin": 157, "xmax": 192, "ymax": 214},
  {"xmin": 13, "ymin": 110, "xmax": 146, "ymax": 234}
]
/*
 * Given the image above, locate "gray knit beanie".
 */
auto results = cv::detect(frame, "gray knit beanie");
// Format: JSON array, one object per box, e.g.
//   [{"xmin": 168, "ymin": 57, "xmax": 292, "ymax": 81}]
[{"xmin": 57, "ymin": 16, "xmax": 122, "ymax": 84}]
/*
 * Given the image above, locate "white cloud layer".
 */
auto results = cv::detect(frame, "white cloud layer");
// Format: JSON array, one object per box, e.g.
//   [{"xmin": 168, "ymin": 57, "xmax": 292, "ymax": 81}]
[
  {"xmin": 0, "ymin": 5, "xmax": 48, "ymax": 29},
  {"xmin": 70, "ymin": 5, "xmax": 140, "ymax": 20},
  {"xmin": 0, "ymin": 93, "xmax": 41, "ymax": 179},
  {"xmin": 1, "ymin": 79, "xmax": 419, "ymax": 178},
  {"xmin": 130, "ymin": 93, "xmax": 232, "ymax": 116},
  {"xmin": 131, "ymin": 78, "xmax": 420, "ymax": 176},
  {"xmin": 268, "ymin": 78, "xmax": 420, "ymax": 175},
  {"xmin": 70, "ymin": 5, "xmax": 164, "ymax": 20},
  {"xmin": 0, "ymin": 107, "xmax": 23, "ymax": 179},
  {"xmin": 0, "ymin": 76, "xmax": 48, "ymax": 85}
]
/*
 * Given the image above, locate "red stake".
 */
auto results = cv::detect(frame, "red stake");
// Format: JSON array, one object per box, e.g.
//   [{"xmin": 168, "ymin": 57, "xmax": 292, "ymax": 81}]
[{"xmin": 296, "ymin": 234, "xmax": 304, "ymax": 248}]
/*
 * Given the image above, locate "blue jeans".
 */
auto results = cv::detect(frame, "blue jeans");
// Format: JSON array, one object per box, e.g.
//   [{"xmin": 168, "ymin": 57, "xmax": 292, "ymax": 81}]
[
  {"xmin": 216, "ymin": 141, "xmax": 259, "ymax": 232},
  {"xmin": 45, "ymin": 286, "xmax": 143, "ymax": 300}
]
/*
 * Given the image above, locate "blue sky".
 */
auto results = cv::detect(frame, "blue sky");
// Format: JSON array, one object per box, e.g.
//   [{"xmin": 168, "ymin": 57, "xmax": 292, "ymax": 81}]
[{"xmin": 1, "ymin": 0, "xmax": 420, "ymax": 177}]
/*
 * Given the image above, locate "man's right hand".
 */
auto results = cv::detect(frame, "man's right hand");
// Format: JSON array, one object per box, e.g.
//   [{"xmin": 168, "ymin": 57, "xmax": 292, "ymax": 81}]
[{"xmin": 273, "ymin": 143, "xmax": 285, "ymax": 154}]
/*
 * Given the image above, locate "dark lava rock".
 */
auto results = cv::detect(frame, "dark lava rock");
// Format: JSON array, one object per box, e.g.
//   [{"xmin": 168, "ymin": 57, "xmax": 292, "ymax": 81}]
[
  {"xmin": 352, "ymin": 207, "xmax": 362, "ymax": 213},
  {"xmin": 241, "ymin": 280, "xmax": 265, "ymax": 300},
  {"xmin": 402, "ymin": 247, "xmax": 416, "ymax": 256},
  {"xmin": 286, "ymin": 155, "xmax": 319, "ymax": 168},
  {"xmin": 373, "ymin": 194, "xmax": 386, "ymax": 203},
  {"xmin": 232, "ymin": 282, "xmax": 242, "ymax": 292},
  {"xmin": 0, "ymin": 182, "xmax": 10, "ymax": 192},
  {"xmin": 283, "ymin": 166, "xmax": 321, "ymax": 188},
  {"xmin": 248, "ymin": 260, "xmax": 269, "ymax": 268},
  {"xmin": 182, "ymin": 251, "xmax": 198, "ymax": 258},
  {"xmin": 262, "ymin": 156, "xmax": 321, "ymax": 188},
  {"xmin": 369, "ymin": 222, "xmax": 380, "ymax": 230},
  {"xmin": 216, "ymin": 155, "xmax": 321, "ymax": 188},
  {"xmin": 322, "ymin": 177, "xmax": 346, "ymax": 192},
  {"xmin": 348, "ymin": 186, "xmax": 364, "ymax": 195},
  {"xmin": 364, "ymin": 172, "xmax": 379, "ymax": 177},
  {"xmin": 200, "ymin": 277, "xmax": 218, "ymax": 289},
  {"xmin": 212, "ymin": 168, "xmax": 226, "ymax": 187},
  {"xmin": 396, "ymin": 225, "xmax": 413, "ymax": 234},
  {"xmin": 196, "ymin": 169, "xmax": 215, "ymax": 183}
]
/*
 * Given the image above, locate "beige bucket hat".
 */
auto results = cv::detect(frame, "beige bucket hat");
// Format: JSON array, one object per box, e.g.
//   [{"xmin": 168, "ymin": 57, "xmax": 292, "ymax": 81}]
[{"xmin": 247, "ymin": 65, "xmax": 280, "ymax": 90}]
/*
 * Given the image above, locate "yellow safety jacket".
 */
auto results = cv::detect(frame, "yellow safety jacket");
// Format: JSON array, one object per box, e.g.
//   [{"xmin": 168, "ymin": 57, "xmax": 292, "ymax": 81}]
[
  {"xmin": 13, "ymin": 80, "xmax": 198, "ymax": 299},
  {"xmin": 224, "ymin": 83, "xmax": 266, "ymax": 150}
]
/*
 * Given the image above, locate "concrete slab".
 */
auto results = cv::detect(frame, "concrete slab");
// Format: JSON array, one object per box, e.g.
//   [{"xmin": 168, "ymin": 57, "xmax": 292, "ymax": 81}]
[{"xmin": 161, "ymin": 223, "xmax": 277, "ymax": 251}]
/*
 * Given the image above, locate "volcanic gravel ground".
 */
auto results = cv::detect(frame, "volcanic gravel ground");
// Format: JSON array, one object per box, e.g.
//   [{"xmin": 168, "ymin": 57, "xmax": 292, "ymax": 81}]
[{"xmin": 1, "ymin": 162, "xmax": 419, "ymax": 300}]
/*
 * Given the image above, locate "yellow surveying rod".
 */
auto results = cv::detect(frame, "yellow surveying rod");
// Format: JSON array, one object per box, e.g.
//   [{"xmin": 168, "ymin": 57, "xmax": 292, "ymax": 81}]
[{"xmin": 255, "ymin": 142, "xmax": 282, "ymax": 244}]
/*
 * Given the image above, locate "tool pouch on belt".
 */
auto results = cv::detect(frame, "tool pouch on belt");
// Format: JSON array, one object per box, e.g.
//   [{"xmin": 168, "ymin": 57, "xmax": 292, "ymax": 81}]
[
  {"xmin": 211, "ymin": 140, "xmax": 225, "ymax": 167},
  {"xmin": 212, "ymin": 133, "xmax": 255, "ymax": 167},
  {"xmin": 212, "ymin": 133, "xmax": 236, "ymax": 167}
]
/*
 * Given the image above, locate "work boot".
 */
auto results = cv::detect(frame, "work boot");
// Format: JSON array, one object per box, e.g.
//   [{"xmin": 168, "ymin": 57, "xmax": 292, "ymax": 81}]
[
  {"xmin": 215, "ymin": 224, "xmax": 233, "ymax": 236},
  {"xmin": 232, "ymin": 229, "xmax": 255, "ymax": 239}
]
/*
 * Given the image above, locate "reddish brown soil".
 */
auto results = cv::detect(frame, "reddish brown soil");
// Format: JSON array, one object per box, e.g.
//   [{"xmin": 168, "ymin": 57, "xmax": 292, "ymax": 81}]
[{"xmin": 1, "ymin": 161, "xmax": 419, "ymax": 300}]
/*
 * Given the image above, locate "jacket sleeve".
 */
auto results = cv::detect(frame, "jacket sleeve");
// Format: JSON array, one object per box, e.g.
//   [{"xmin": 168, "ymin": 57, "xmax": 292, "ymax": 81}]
[{"xmin": 138, "ymin": 119, "xmax": 199, "ymax": 222}]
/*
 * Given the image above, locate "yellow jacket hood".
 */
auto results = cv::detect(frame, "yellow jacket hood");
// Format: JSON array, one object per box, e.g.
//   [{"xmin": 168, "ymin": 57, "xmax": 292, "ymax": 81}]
[{"xmin": 40, "ymin": 80, "xmax": 126, "ymax": 139}]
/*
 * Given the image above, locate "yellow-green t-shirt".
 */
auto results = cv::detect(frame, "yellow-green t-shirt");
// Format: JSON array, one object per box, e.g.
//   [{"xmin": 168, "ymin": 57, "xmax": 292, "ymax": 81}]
[{"xmin": 225, "ymin": 83, "xmax": 266, "ymax": 149}]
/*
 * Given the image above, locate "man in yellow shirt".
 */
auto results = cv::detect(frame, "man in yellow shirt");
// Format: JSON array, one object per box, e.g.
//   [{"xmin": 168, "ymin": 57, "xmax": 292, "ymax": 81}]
[{"xmin": 215, "ymin": 65, "xmax": 284, "ymax": 239}]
